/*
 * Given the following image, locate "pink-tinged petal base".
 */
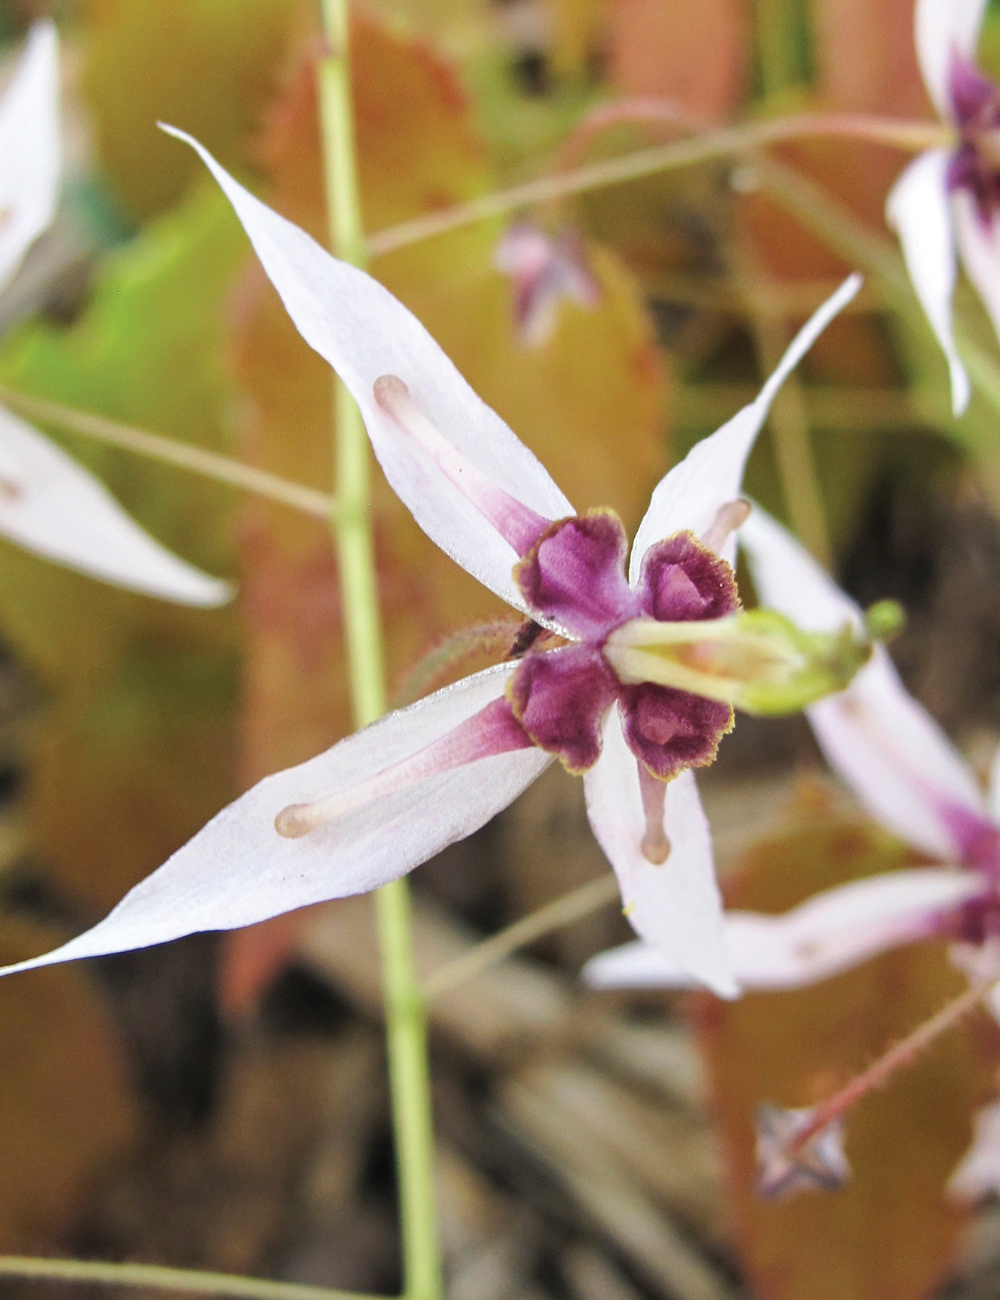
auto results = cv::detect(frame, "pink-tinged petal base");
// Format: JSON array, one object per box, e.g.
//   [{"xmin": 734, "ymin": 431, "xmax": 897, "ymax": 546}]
[
  {"xmin": 373, "ymin": 375, "xmax": 549, "ymax": 556},
  {"xmin": 886, "ymin": 150, "xmax": 969, "ymax": 417},
  {"xmin": 584, "ymin": 870, "xmax": 981, "ymax": 991},
  {"xmin": 629, "ymin": 275, "xmax": 860, "ymax": 574},
  {"xmin": 583, "ymin": 709, "xmax": 736, "ymax": 997},
  {"xmin": 0, "ymin": 665, "xmax": 552, "ymax": 978},
  {"xmin": 740, "ymin": 507, "xmax": 988, "ymax": 860},
  {"xmin": 915, "ymin": 0, "xmax": 989, "ymax": 119}
]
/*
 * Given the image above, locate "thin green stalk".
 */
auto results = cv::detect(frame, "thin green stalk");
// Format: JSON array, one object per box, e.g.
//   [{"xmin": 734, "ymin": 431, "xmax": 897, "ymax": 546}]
[
  {"xmin": 422, "ymin": 875, "xmax": 619, "ymax": 999},
  {"xmin": 366, "ymin": 113, "xmax": 948, "ymax": 257},
  {"xmin": 0, "ymin": 387, "xmax": 335, "ymax": 519},
  {"xmin": 316, "ymin": 4, "xmax": 442, "ymax": 1300},
  {"xmin": 0, "ymin": 1255, "xmax": 381, "ymax": 1300}
]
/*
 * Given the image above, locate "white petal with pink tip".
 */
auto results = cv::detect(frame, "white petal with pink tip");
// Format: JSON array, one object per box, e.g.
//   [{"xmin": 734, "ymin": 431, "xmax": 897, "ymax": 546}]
[{"xmin": 0, "ymin": 665, "xmax": 551, "ymax": 977}]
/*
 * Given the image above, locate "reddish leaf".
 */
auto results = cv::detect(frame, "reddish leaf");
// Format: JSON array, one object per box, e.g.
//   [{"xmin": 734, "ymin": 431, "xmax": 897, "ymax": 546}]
[{"xmin": 695, "ymin": 790, "xmax": 1000, "ymax": 1300}]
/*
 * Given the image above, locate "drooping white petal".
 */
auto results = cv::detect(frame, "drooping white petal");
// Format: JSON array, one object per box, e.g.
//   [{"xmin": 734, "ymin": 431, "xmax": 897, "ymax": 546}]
[
  {"xmin": 629, "ymin": 274, "xmax": 861, "ymax": 578},
  {"xmin": 583, "ymin": 710, "xmax": 735, "ymax": 997},
  {"xmin": 915, "ymin": 0, "xmax": 988, "ymax": 119},
  {"xmin": 0, "ymin": 664, "xmax": 552, "ymax": 978},
  {"xmin": 0, "ymin": 405, "xmax": 231, "ymax": 604},
  {"xmin": 886, "ymin": 150, "xmax": 969, "ymax": 417},
  {"xmin": 0, "ymin": 22, "xmax": 60, "ymax": 295},
  {"xmin": 949, "ymin": 1099, "xmax": 1000, "ymax": 1199},
  {"xmin": 740, "ymin": 507, "xmax": 988, "ymax": 858},
  {"xmin": 164, "ymin": 128, "xmax": 573, "ymax": 613},
  {"xmin": 953, "ymin": 192, "xmax": 1000, "ymax": 356},
  {"xmin": 584, "ymin": 869, "xmax": 978, "ymax": 991}
]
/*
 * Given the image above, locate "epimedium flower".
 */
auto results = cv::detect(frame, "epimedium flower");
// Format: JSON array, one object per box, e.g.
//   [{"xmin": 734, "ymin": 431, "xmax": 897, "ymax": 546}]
[
  {"xmin": 0, "ymin": 129, "xmax": 869, "ymax": 997},
  {"xmin": 585, "ymin": 506, "xmax": 1000, "ymax": 1188},
  {"xmin": 493, "ymin": 221, "xmax": 600, "ymax": 347},
  {"xmin": 0, "ymin": 24, "xmax": 229, "ymax": 606},
  {"xmin": 886, "ymin": 0, "xmax": 1000, "ymax": 417},
  {"xmin": 587, "ymin": 505, "xmax": 997, "ymax": 995}
]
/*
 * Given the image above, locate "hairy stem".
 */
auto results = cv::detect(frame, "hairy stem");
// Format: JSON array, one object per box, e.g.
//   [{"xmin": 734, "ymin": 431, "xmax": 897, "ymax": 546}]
[
  {"xmin": 316, "ymin": 3, "xmax": 442, "ymax": 1299},
  {"xmin": 790, "ymin": 964, "xmax": 1000, "ymax": 1156}
]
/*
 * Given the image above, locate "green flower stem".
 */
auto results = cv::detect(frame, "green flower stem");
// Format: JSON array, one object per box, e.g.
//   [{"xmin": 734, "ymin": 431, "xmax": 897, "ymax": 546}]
[
  {"xmin": 0, "ymin": 1255, "xmax": 382, "ymax": 1300},
  {"xmin": 366, "ymin": 113, "xmax": 948, "ymax": 257},
  {"xmin": 422, "ymin": 875, "xmax": 619, "ymax": 1000},
  {"xmin": 316, "ymin": 3, "xmax": 442, "ymax": 1300},
  {"xmin": 0, "ymin": 386, "xmax": 335, "ymax": 519}
]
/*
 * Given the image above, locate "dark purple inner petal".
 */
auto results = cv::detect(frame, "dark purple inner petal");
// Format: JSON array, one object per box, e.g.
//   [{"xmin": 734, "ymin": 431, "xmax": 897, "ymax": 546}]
[
  {"xmin": 946, "ymin": 56, "xmax": 1000, "ymax": 224},
  {"xmin": 508, "ymin": 642, "xmax": 619, "ymax": 772},
  {"xmin": 636, "ymin": 531, "xmax": 740, "ymax": 623},
  {"xmin": 514, "ymin": 510, "xmax": 641, "ymax": 639},
  {"xmin": 619, "ymin": 683, "xmax": 733, "ymax": 780},
  {"xmin": 950, "ymin": 55, "xmax": 1000, "ymax": 130}
]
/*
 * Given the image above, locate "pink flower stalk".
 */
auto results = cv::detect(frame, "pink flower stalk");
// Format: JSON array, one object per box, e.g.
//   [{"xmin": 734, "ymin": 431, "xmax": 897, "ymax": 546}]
[
  {"xmin": 886, "ymin": 0, "xmax": 1000, "ymax": 416},
  {"xmin": 586, "ymin": 507, "xmax": 1000, "ymax": 1192},
  {"xmin": 494, "ymin": 221, "xmax": 600, "ymax": 347},
  {"xmin": 0, "ymin": 24, "xmax": 230, "ymax": 605},
  {"xmin": 0, "ymin": 128, "xmax": 865, "ymax": 997}
]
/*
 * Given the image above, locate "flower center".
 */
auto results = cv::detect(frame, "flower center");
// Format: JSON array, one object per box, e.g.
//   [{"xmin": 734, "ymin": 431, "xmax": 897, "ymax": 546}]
[{"xmin": 507, "ymin": 515, "xmax": 740, "ymax": 778}]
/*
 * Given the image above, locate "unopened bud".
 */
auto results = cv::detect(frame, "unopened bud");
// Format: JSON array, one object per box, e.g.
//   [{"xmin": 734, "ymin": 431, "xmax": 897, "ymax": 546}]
[{"xmin": 756, "ymin": 1103, "xmax": 851, "ymax": 1198}]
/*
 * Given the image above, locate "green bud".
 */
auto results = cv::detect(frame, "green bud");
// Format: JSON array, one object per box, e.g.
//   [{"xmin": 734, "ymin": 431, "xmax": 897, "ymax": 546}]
[{"xmin": 863, "ymin": 598, "xmax": 905, "ymax": 643}]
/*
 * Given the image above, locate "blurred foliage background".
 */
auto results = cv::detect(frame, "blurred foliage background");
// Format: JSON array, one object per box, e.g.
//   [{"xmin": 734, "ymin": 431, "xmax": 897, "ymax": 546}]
[{"xmin": 1, "ymin": 1, "xmax": 1000, "ymax": 1298}]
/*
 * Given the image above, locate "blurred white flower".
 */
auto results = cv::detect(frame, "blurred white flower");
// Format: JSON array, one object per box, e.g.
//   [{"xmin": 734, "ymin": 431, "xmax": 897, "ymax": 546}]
[{"xmin": 0, "ymin": 24, "xmax": 230, "ymax": 605}]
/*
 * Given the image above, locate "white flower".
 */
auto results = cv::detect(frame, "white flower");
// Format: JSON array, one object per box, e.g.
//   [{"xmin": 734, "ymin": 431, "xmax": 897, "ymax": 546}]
[
  {"xmin": 0, "ymin": 25, "xmax": 230, "ymax": 605},
  {"xmin": 0, "ymin": 128, "xmax": 863, "ymax": 996},
  {"xmin": 886, "ymin": 0, "xmax": 1000, "ymax": 417}
]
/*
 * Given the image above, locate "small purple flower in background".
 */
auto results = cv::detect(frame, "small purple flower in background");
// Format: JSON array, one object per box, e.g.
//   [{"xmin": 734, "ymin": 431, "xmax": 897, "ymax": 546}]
[
  {"xmin": 0, "ymin": 129, "xmax": 870, "ymax": 996},
  {"xmin": 886, "ymin": 0, "xmax": 1000, "ymax": 417},
  {"xmin": 586, "ymin": 506, "xmax": 1000, "ymax": 1194},
  {"xmin": 494, "ymin": 221, "xmax": 600, "ymax": 347},
  {"xmin": 0, "ymin": 24, "xmax": 230, "ymax": 605}
]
